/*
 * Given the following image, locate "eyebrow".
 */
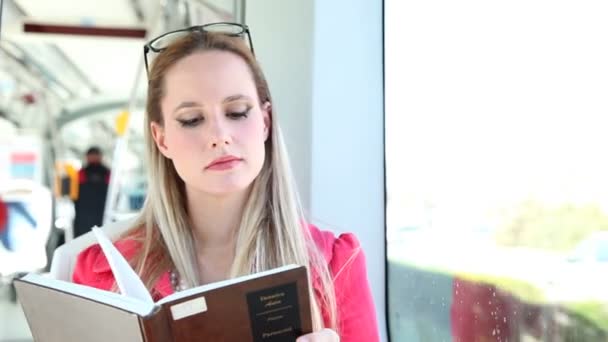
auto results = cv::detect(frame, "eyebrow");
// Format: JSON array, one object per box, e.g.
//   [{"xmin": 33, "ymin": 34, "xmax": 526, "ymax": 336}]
[
  {"xmin": 172, "ymin": 95, "xmax": 252, "ymax": 114},
  {"xmin": 223, "ymin": 94, "xmax": 252, "ymax": 103},
  {"xmin": 173, "ymin": 101, "xmax": 202, "ymax": 114}
]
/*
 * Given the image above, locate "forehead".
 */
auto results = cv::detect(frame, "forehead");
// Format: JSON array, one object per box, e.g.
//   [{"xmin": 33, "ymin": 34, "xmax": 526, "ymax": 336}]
[{"xmin": 163, "ymin": 50, "xmax": 258, "ymax": 103}]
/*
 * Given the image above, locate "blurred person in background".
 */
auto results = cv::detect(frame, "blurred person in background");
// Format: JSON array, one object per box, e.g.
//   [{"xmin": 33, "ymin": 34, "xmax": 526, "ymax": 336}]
[{"xmin": 73, "ymin": 146, "xmax": 110, "ymax": 238}]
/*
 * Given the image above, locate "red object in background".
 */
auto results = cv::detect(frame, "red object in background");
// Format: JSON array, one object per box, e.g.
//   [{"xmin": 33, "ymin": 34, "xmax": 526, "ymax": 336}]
[
  {"xmin": 23, "ymin": 22, "xmax": 146, "ymax": 38},
  {"xmin": 450, "ymin": 277, "xmax": 515, "ymax": 342},
  {"xmin": 21, "ymin": 93, "xmax": 36, "ymax": 105},
  {"xmin": 0, "ymin": 198, "xmax": 7, "ymax": 233},
  {"xmin": 11, "ymin": 152, "xmax": 37, "ymax": 163}
]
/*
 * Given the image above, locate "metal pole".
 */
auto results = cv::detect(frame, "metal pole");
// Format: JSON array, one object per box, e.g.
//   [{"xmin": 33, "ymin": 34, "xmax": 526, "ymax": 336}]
[
  {"xmin": 41, "ymin": 93, "xmax": 74, "ymax": 242},
  {"xmin": 102, "ymin": 2, "xmax": 166, "ymax": 225},
  {"xmin": 0, "ymin": 0, "xmax": 4, "ymax": 41},
  {"xmin": 240, "ymin": 0, "xmax": 246, "ymax": 24}
]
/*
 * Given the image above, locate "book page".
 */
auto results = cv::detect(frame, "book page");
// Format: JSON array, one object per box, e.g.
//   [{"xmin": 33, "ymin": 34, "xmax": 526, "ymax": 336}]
[
  {"xmin": 16, "ymin": 277, "xmax": 146, "ymax": 342},
  {"xmin": 18, "ymin": 273, "xmax": 156, "ymax": 316},
  {"xmin": 92, "ymin": 227, "xmax": 154, "ymax": 303}
]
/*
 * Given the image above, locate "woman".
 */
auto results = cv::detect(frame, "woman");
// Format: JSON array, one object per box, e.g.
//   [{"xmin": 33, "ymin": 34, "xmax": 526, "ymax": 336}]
[{"xmin": 72, "ymin": 23, "xmax": 379, "ymax": 341}]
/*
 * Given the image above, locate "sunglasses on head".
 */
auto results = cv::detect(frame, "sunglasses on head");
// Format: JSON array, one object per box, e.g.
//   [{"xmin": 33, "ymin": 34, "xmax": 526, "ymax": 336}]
[{"xmin": 143, "ymin": 22, "xmax": 254, "ymax": 78}]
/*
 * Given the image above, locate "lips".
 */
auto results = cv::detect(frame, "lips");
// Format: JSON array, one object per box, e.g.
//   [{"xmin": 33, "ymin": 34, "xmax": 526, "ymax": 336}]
[{"xmin": 206, "ymin": 155, "xmax": 243, "ymax": 170}]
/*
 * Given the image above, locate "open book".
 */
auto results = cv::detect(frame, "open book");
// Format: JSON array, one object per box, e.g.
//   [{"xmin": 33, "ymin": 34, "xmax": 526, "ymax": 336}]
[{"xmin": 14, "ymin": 228, "xmax": 312, "ymax": 342}]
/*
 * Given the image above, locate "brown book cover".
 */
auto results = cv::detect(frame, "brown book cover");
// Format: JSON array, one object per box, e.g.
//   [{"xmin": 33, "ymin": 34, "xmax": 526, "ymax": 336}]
[{"xmin": 15, "ymin": 265, "xmax": 312, "ymax": 342}]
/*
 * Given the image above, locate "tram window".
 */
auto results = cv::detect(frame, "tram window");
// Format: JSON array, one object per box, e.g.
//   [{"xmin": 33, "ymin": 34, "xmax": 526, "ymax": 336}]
[{"xmin": 385, "ymin": 1, "xmax": 608, "ymax": 341}]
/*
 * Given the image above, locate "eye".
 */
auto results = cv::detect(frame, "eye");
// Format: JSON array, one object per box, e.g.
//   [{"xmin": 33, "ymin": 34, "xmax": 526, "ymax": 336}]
[
  {"xmin": 227, "ymin": 108, "xmax": 250, "ymax": 119},
  {"xmin": 177, "ymin": 116, "xmax": 203, "ymax": 127},
  {"xmin": 226, "ymin": 107, "xmax": 251, "ymax": 120}
]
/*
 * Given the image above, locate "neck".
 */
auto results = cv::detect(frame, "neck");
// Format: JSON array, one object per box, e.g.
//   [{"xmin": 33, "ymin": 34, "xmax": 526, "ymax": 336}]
[{"xmin": 186, "ymin": 186, "xmax": 251, "ymax": 253}]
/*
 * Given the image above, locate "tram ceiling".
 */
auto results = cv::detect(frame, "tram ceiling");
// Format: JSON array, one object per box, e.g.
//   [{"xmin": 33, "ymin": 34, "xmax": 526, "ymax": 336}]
[
  {"xmin": 1, "ymin": 0, "xmax": 237, "ymax": 132},
  {"xmin": 56, "ymin": 98, "xmax": 146, "ymax": 129},
  {"xmin": 2, "ymin": 0, "xmax": 149, "ymax": 104}
]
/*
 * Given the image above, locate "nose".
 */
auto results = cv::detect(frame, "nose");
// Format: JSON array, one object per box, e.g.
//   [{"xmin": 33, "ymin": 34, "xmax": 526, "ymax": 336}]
[{"xmin": 207, "ymin": 117, "xmax": 232, "ymax": 149}]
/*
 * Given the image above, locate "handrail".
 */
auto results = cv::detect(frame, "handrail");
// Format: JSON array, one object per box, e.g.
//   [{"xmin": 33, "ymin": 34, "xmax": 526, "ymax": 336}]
[{"xmin": 102, "ymin": 1, "xmax": 166, "ymax": 225}]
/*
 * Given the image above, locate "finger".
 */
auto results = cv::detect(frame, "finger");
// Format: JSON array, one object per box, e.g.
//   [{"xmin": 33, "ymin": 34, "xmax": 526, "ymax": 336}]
[
  {"xmin": 296, "ymin": 329, "xmax": 340, "ymax": 342},
  {"xmin": 321, "ymin": 328, "xmax": 340, "ymax": 341}
]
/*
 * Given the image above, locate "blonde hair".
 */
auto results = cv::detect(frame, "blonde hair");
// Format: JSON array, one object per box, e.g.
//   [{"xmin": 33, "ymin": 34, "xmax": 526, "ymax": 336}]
[{"xmin": 124, "ymin": 31, "xmax": 338, "ymax": 331}]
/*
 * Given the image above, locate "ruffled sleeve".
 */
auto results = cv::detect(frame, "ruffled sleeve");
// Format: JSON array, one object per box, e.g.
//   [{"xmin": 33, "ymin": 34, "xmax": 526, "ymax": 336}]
[
  {"xmin": 72, "ymin": 239, "xmax": 173, "ymax": 300},
  {"xmin": 309, "ymin": 225, "xmax": 381, "ymax": 342},
  {"xmin": 72, "ymin": 238, "xmax": 141, "ymax": 290},
  {"xmin": 72, "ymin": 244, "xmax": 116, "ymax": 291}
]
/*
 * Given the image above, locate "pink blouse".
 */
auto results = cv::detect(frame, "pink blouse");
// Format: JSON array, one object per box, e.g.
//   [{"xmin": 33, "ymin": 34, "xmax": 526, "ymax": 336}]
[{"xmin": 72, "ymin": 224, "xmax": 380, "ymax": 341}]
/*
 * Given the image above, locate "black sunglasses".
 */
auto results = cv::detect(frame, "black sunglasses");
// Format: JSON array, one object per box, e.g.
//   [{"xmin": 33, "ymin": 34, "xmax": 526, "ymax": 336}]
[{"xmin": 143, "ymin": 22, "xmax": 254, "ymax": 77}]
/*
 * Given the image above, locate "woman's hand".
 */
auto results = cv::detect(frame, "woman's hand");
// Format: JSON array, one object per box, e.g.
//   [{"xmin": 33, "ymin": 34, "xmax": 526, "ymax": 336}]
[{"xmin": 296, "ymin": 328, "xmax": 340, "ymax": 342}]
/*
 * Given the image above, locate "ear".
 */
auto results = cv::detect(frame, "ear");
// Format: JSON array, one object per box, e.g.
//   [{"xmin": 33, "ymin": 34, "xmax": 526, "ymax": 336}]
[
  {"xmin": 150, "ymin": 121, "xmax": 171, "ymax": 159},
  {"xmin": 262, "ymin": 101, "xmax": 272, "ymax": 141}
]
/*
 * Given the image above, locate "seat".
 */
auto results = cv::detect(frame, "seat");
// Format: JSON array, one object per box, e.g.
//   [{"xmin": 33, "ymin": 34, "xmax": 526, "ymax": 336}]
[
  {"xmin": 49, "ymin": 218, "xmax": 136, "ymax": 281},
  {"xmin": 1, "ymin": 180, "xmax": 53, "ymax": 279}
]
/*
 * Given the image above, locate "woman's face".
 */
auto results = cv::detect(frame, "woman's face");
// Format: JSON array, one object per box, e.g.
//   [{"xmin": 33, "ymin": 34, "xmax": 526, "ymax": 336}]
[{"xmin": 151, "ymin": 50, "xmax": 270, "ymax": 196}]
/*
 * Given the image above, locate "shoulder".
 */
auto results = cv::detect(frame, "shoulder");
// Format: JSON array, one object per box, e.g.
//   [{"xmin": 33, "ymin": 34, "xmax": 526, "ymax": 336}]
[
  {"xmin": 307, "ymin": 224, "xmax": 364, "ymax": 280},
  {"xmin": 308, "ymin": 224, "xmax": 380, "ymax": 340},
  {"xmin": 72, "ymin": 243, "xmax": 111, "ymax": 289},
  {"xmin": 72, "ymin": 233, "xmax": 140, "ymax": 289}
]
